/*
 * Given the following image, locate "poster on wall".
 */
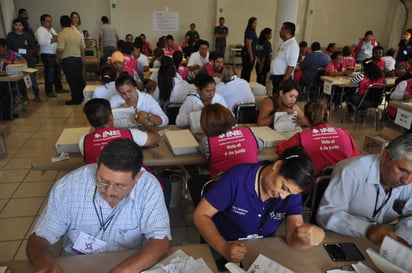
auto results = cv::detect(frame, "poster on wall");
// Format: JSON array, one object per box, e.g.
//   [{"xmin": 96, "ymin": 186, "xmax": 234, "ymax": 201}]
[{"xmin": 153, "ymin": 11, "xmax": 179, "ymax": 31}]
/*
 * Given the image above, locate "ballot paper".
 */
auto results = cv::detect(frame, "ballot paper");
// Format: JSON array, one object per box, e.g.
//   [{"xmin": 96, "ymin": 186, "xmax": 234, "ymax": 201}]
[
  {"xmin": 142, "ymin": 249, "xmax": 212, "ymax": 273},
  {"xmin": 273, "ymin": 112, "xmax": 302, "ymax": 139},
  {"xmin": 366, "ymin": 236, "xmax": 412, "ymax": 273},
  {"xmin": 226, "ymin": 254, "xmax": 295, "ymax": 273},
  {"xmin": 112, "ymin": 107, "xmax": 137, "ymax": 128}
]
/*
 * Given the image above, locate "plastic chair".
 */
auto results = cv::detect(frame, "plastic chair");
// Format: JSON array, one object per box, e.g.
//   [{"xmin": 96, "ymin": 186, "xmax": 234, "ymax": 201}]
[
  {"xmin": 346, "ymin": 83, "xmax": 386, "ymax": 131},
  {"xmin": 233, "ymin": 102, "xmax": 258, "ymax": 123},
  {"xmin": 164, "ymin": 102, "xmax": 182, "ymax": 125}
]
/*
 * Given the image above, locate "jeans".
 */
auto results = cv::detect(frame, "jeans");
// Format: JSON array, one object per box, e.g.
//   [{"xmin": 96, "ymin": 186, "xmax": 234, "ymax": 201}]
[
  {"xmin": 240, "ymin": 50, "xmax": 254, "ymax": 82},
  {"xmin": 103, "ymin": 46, "xmax": 116, "ymax": 61},
  {"xmin": 215, "ymin": 39, "xmax": 226, "ymax": 58},
  {"xmin": 61, "ymin": 57, "xmax": 85, "ymax": 102},
  {"xmin": 41, "ymin": 54, "xmax": 63, "ymax": 94}
]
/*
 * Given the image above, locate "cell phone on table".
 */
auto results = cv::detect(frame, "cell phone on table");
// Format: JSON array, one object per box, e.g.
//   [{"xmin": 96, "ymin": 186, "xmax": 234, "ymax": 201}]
[{"xmin": 324, "ymin": 243, "xmax": 365, "ymax": 262}]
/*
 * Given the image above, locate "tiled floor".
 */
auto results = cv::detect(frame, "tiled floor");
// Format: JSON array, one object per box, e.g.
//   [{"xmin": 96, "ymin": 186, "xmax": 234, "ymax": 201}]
[{"xmin": 0, "ymin": 70, "xmax": 405, "ymax": 263}]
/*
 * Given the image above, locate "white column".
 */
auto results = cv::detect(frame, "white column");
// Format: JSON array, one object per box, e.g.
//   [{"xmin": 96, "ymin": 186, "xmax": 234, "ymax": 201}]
[{"xmin": 273, "ymin": 0, "xmax": 299, "ymax": 51}]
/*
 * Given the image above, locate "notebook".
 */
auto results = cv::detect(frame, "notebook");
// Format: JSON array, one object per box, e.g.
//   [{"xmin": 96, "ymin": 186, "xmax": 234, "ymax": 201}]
[
  {"xmin": 55, "ymin": 127, "xmax": 91, "ymax": 153},
  {"xmin": 273, "ymin": 112, "xmax": 302, "ymax": 139},
  {"xmin": 112, "ymin": 107, "xmax": 137, "ymax": 128},
  {"xmin": 164, "ymin": 129, "xmax": 199, "ymax": 155}
]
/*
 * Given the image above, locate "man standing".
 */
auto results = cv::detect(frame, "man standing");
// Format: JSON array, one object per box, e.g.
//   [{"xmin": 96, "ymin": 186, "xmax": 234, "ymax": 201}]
[
  {"xmin": 26, "ymin": 138, "xmax": 171, "ymax": 273},
  {"xmin": 7, "ymin": 18, "xmax": 41, "ymax": 102},
  {"xmin": 99, "ymin": 16, "xmax": 119, "ymax": 61},
  {"xmin": 16, "ymin": 8, "xmax": 34, "ymax": 37},
  {"xmin": 317, "ymin": 133, "xmax": 412, "ymax": 246},
  {"xmin": 57, "ymin": 15, "xmax": 86, "ymax": 105},
  {"xmin": 270, "ymin": 22, "xmax": 299, "ymax": 94},
  {"xmin": 35, "ymin": 14, "xmax": 65, "ymax": 98},
  {"xmin": 214, "ymin": 17, "xmax": 228, "ymax": 58}
]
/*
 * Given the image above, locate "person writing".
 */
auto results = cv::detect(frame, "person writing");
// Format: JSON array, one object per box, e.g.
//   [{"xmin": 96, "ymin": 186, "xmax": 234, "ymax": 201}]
[
  {"xmin": 193, "ymin": 145, "xmax": 325, "ymax": 263},
  {"xmin": 26, "ymin": 139, "xmax": 171, "ymax": 273},
  {"xmin": 317, "ymin": 133, "xmax": 412, "ymax": 246},
  {"xmin": 276, "ymin": 100, "xmax": 360, "ymax": 176}
]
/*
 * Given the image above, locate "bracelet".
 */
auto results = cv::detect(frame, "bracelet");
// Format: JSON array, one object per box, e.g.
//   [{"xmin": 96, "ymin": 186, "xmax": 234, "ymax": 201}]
[{"xmin": 147, "ymin": 113, "xmax": 153, "ymax": 121}]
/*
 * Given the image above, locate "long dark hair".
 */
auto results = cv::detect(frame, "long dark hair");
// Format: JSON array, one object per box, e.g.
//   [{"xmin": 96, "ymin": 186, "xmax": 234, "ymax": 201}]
[
  {"xmin": 363, "ymin": 59, "xmax": 383, "ymax": 81},
  {"xmin": 158, "ymin": 56, "xmax": 175, "ymax": 103},
  {"xmin": 258, "ymin": 27, "xmax": 272, "ymax": 44},
  {"xmin": 245, "ymin": 17, "xmax": 257, "ymax": 33}
]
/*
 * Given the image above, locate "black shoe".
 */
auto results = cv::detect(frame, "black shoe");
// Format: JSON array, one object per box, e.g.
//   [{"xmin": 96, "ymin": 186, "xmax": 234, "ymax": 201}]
[
  {"xmin": 65, "ymin": 100, "xmax": 82, "ymax": 105},
  {"xmin": 56, "ymin": 89, "xmax": 70, "ymax": 93},
  {"xmin": 46, "ymin": 92, "xmax": 57, "ymax": 97}
]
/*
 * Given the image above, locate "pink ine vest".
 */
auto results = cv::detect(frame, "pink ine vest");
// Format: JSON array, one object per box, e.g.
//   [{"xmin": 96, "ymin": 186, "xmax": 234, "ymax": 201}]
[
  {"xmin": 177, "ymin": 65, "xmax": 189, "ymax": 80},
  {"xmin": 123, "ymin": 54, "xmax": 141, "ymax": 78},
  {"xmin": 343, "ymin": 56, "xmax": 355, "ymax": 70},
  {"xmin": 300, "ymin": 124, "xmax": 355, "ymax": 175},
  {"xmin": 374, "ymin": 59, "xmax": 385, "ymax": 72},
  {"xmin": 358, "ymin": 75, "xmax": 385, "ymax": 95},
  {"xmin": 208, "ymin": 127, "xmax": 259, "ymax": 179},
  {"xmin": 354, "ymin": 38, "xmax": 377, "ymax": 58},
  {"xmin": 387, "ymin": 79, "xmax": 412, "ymax": 118},
  {"xmin": 83, "ymin": 127, "xmax": 132, "ymax": 164}
]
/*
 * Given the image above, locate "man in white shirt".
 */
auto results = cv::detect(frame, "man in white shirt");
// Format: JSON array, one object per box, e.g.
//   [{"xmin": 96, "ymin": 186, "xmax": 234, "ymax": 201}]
[
  {"xmin": 35, "ymin": 14, "xmax": 65, "ymax": 97},
  {"xmin": 270, "ymin": 22, "xmax": 299, "ymax": 94},
  {"xmin": 187, "ymin": 39, "xmax": 210, "ymax": 71}
]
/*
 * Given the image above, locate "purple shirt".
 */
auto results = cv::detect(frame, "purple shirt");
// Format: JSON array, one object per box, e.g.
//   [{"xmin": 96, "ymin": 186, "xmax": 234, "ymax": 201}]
[{"xmin": 205, "ymin": 162, "xmax": 302, "ymax": 241}]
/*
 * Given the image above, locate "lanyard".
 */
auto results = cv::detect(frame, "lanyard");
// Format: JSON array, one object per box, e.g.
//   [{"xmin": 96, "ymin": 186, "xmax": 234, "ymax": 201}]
[
  {"xmin": 371, "ymin": 187, "xmax": 392, "ymax": 223},
  {"xmin": 92, "ymin": 187, "xmax": 129, "ymax": 232},
  {"xmin": 256, "ymin": 164, "xmax": 277, "ymax": 236}
]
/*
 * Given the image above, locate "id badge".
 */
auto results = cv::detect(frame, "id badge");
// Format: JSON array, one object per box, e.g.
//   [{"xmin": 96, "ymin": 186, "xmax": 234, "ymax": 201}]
[
  {"xmin": 72, "ymin": 231, "xmax": 107, "ymax": 254},
  {"xmin": 18, "ymin": 48, "xmax": 27, "ymax": 55},
  {"xmin": 238, "ymin": 234, "xmax": 263, "ymax": 240},
  {"xmin": 364, "ymin": 49, "xmax": 371, "ymax": 55}
]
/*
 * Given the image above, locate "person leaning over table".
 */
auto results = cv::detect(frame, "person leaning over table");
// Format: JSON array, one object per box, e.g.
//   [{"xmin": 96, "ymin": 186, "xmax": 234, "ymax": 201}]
[
  {"xmin": 175, "ymin": 74, "xmax": 228, "ymax": 128},
  {"xmin": 193, "ymin": 145, "xmax": 325, "ymax": 263},
  {"xmin": 317, "ymin": 133, "xmax": 412, "ymax": 246},
  {"xmin": 257, "ymin": 79, "xmax": 307, "ymax": 128},
  {"xmin": 276, "ymin": 100, "xmax": 360, "ymax": 176},
  {"xmin": 110, "ymin": 72, "xmax": 169, "ymax": 127},
  {"xmin": 324, "ymin": 51, "xmax": 352, "ymax": 76},
  {"xmin": 26, "ymin": 138, "xmax": 171, "ymax": 273}
]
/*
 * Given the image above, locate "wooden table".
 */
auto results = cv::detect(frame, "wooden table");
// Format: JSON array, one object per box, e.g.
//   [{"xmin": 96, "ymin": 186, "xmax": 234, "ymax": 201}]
[
  {"xmin": 0, "ymin": 232, "xmax": 380, "ymax": 273},
  {"xmin": 31, "ymin": 126, "xmax": 278, "ymax": 172}
]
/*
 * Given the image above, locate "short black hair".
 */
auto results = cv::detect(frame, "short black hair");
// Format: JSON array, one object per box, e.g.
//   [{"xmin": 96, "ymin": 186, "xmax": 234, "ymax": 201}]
[
  {"xmin": 121, "ymin": 41, "xmax": 136, "ymax": 55},
  {"xmin": 98, "ymin": 139, "xmax": 143, "ymax": 179},
  {"xmin": 311, "ymin": 41, "xmax": 321, "ymax": 51},
  {"xmin": 13, "ymin": 18, "xmax": 24, "ymax": 25},
  {"xmin": 331, "ymin": 51, "xmax": 342, "ymax": 60},
  {"xmin": 83, "ymin": 98, "xmax": 112, "ymax": 128},
  {"xmin": 299, "ymin": 41, "xmax": 307, "ymax": 48},
  {"xmin": 60, "ymin": 15, "xmax": 71, "ymax": 28},
  {"xmin": 373, "ymin": 45, "xmax": 384, "ymax": 53},
  {"xmin": 194, "ymin": 73, "xmax": 215, "ymax": 90},
  {"xmin": 0, "ymin": 38, "xmax": 7, "ymax": 47},
  {"xmin": 166, "ymin": 34, "xmax": 174, "ymax": 41},
  {"xmin": 18, "ymin": 8, "xmax": 27, "ymax": 15},
  {"xmin": 115, "ymin": 72, "xmax": 138, "ymax": 90},
  {"xmin": 208, "ymin": 51, "xmax": 223, "ymax": 61},
  {"xmin": 365, "ymin": 30, "xmax": 374, "ymax": 36},
  {"xmin": 40, "ymin": 14, "xmax": 51, "ymax": 23},
  {"xmin": 282, "ymin": 22, "xmax": 296, "ymax": 36},
  {"xmin": 198, "ymin": 39, "xmax": 209, "ymax": 48},
  {"xmin": 101, "ymin": 16, "xmax": 109, "ymax": 23}
]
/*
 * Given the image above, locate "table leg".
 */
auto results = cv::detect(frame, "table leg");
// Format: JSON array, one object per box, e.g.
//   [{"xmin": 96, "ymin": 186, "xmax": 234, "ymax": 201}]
[{"xmin": 7, "ymin": 81, "xmax": 13, "ymax": 120}]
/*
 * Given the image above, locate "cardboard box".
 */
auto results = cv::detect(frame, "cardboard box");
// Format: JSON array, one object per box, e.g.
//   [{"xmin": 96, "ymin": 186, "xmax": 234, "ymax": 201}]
[
  {"xmin": 363, "ymin": 127, "xmax": 402, "ymax": 154},
  {"xmin": 164, "ymin": 129, "xmax": 199, "ymax": 155},
  {"xmin": 56, "ymin": 127, "xmax": 91, "ymax": 153}
]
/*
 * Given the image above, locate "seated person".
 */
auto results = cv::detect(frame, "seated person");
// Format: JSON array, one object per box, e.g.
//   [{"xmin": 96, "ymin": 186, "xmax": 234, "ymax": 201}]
[
  {"xmin": 215, "ymin": 66, "xmax": 255, "ymax": 111},
  {"xmin": 370, "ymin": 45, "xmax": 385, "ymax": 72},
  {"xmin": 150, "ymin": 47, "xmax": 164, "ymax": 68},
  {"xmin": 395, "ymin": 53, "xmax": 412, "ymax": 80},
  {"xmin": 342, "ymin": 45, "xmax": 355, "ymax": 71},
  {"xmin": 133, "ymin": 38, "xmax": 149, "ymax": 72},
  {"xmin": 345, "ymin": 59, "xmax": 385, "ymax": 122},
  {"xmin": 79, "ymin": 98, "xmax": 160, "ymax": 163},
  {"xmin": 151, "ymin": 56, "xmax": 195, "ymax": 106},
  {"xmin": 111, "ymin": 50, "xmax": 144, "ymax": 91},
  {"xmin": 193, "ymin": 145, "xmax": 325, "ymax": 263},
  {"xmin": 382, "ymin": 48, "xmax": 396, "ymax": 76},
  {"xmin": 200, "ymin": 51, "xmax": 225, "ymax": 78},
  {"xmin": 299, "ymin": 41, "xmax": 331, "ymax": 85},
  {"xmin": 93, "ymin": 65, "xmax": 118, "ymax": 100},
  {"xmin": 139, "ymin": 33, "xmax": 152, "ymax": 56},
  {"xmin": 317, "ymin": 133, "xmax": 412, "ymax": 245},
  {"xmin": 110, "ymin": 73, "xmax": 169, "ymax": 127},
  {"xmin": 163, "ymin": 34, "xmax": 182, "ymax": 57},
  {"xmin": 187, "ymin": 39, "xmax": 210, "ymax": 71},
  {"xmin": 120, "ymin": 42, "xmax": 144, "ymax": 80},
  {"xmin": 324, "ymin": 51, "xmax": 352, "ymax": 76},
  {"xmin": 257, "ymin": 79, "xmax": 307, "ymax": 127},
  {"xmin": 26, "ymin": 139, "xmax": 171, "ymax": 273},
  {"xmin": 325, "ymin": 43, "xmax": 337, "ymax": 56},
  {"xmin": 175, "ymin": 74, "xmax": 228, "ymax": 128},
  {"xmin": 189, "ymin": 103, "xmax": 263, "ymax": 206},
  {"xmin": 276, "ymin": 100, "xmax": 360, "ymax": 176},
  {"xmin": 173, "ymin": 50, "xmax": 192, "ymax": 82},
  {"xmin": 181, "ymin": 34, "xmax": 195, "ymax": 58},
  {"xmin": 125, "ymin": 33, "xmax": 133, "ymax": 43},
  {"xmin": 298, "ymin": 40, "xmax": 311, "ymax": 63},
  {"xmin": 387, "ymin": 78, "xmax": 412, "ymax": 118}
]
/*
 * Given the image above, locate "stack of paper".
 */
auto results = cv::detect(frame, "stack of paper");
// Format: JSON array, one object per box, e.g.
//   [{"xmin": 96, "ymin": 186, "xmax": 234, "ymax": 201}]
[
  {"xmin": 226, "ymin": 254, "xmax": 295, "ymax": 273},
  {"xmin": 164, "ymin": 129, "xmax": 199, "ymax": 155},
  {"xmin": 189, "ymin": 111, "xmax": 202, "ymax": 135},
  {"xmin": 273, "ymin": 112, "xmax": 302, "ymax": 139},
  {"xmin": 142, "ymin": 249, "xmax": 212, "ymax": 273},
  {"xmin": 55, "ymin": 127, "xmax": 91, "ymax": 153},
  {"xmin": 112, "ymin": 107, "xmax": 137, "ymax": 128},
  {"xmin": 249, "ymin": 126, "xmax": 287, "ymax": 147}
]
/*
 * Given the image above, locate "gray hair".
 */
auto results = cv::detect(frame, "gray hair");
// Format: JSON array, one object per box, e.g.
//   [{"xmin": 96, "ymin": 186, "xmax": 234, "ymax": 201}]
[
  {"xmin": 386, "ymin": 133, "xmax": 412, "ymax": 161},
  {"xmin": 221, "ymin": 66, "xmax": 236, "ymax": 83}
]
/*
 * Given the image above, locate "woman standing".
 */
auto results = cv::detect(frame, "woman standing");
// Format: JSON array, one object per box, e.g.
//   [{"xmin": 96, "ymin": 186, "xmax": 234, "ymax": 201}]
[
  {"xmin": 240, "ymin": 17, "xmax": 258, "ymax": 82},
  {"xmin": 70, "ymin": 11, "xmax": 84, "ymax": 39},
  {"xmin": 395, "ymin": 29, "xmax": 412, "ymax": 66},
  {"xmin": 255, "ymin": 27, "xmax": 272, "ymax": 86}
]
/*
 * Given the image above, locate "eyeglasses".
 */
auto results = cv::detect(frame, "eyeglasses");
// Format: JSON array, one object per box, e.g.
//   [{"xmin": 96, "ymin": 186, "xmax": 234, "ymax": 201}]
[{"xmin": 95, "ymin": 180, "xmax": 133, "ymax": 191}]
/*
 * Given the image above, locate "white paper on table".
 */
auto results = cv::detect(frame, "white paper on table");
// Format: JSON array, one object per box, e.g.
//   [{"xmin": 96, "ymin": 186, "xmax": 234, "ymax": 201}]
[
  {"xmin": 226, "ymin": 254, "xmax": 295, "ymax": 273},
  {"xmin": 326, "ymin": 270, "xmax": 353, "ymax": 273},
  {"xmin": 273, "ymin": 112, "xmax": 302, "ymax": 139},
  {"xmin": 379, "ymin": 236, "xmax": 412, "ymax": 272},
  {"xmin": 351, "ymin": 261, "xmax": 376, "ymax": 273}
]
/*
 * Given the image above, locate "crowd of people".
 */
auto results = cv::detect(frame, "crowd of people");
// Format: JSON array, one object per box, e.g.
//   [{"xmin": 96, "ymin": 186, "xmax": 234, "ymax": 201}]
[{"xmin": 1, "ymin": 7, "xmax": 411, "ymax": 273}]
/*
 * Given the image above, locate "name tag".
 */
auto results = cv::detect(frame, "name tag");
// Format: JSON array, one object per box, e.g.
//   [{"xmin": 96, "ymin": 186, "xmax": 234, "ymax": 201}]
[
  {"xmin": 363, "ymin": 49, "xmax": 371, "ymax": 55},
  {"xmin": 72, "ymin": 231, "xmax": 107, "ymax": 254},
  {"xmin": 18, "ymin": 48, "xmax": 27, "ymax": 54}
]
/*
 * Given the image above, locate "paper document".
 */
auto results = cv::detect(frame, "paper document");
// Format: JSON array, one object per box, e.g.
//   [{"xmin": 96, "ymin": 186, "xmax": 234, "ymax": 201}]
[
  {"xmin": 273, "ymin": 112, "xmax": 302, "ymax": 139},
  {"xmin": 189, "ymin": 111, "xmax": 202, "ymax": 135},
  {"xmin": 226, "ymin": 254, "xmax": 295, "ymax": 273},
  {"xmin": 112, "ymin": 107, "xmax": 137, "ymax": 128},
  {"xmin": 366, "ymin": 236, "xmax": 412, "ymax": 273}
]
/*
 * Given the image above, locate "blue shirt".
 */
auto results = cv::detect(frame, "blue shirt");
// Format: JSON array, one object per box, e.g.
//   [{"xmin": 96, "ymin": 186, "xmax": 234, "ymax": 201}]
[
  {"xmin": 244, "ymin": 30, "xmax": 258, "ymax": 56},
  {"xmin": 205, "ymin": 162, "xmax": 302, "ymax": 241}
]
